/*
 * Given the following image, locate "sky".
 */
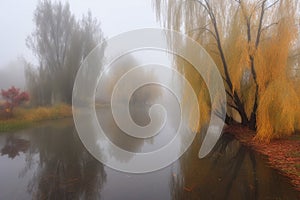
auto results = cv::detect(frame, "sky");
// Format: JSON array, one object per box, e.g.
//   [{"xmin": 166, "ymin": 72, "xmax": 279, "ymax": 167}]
[{"xmin": 0, "ymin": 0, "xmax": 161, "ymax": 68}]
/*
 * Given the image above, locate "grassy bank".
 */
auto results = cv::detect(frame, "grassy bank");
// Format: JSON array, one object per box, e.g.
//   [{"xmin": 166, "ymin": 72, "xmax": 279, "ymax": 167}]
[
  {"xmin": 225, "ymin": 125, "xmax": 300, "ymax": 192},
  {"xmin": 0, "ymin": 104, "xmax": 72, "ymax": 132}
]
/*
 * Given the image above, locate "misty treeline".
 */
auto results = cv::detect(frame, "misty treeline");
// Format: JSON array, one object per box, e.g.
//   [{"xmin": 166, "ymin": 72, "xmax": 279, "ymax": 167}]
[
  {"xmin": 25, "ymin": 0, "xmax": 104, "ymax": 106},
  {"xmin": 154, "ymin": 0, "xmax": 300, "ymax": 141}
]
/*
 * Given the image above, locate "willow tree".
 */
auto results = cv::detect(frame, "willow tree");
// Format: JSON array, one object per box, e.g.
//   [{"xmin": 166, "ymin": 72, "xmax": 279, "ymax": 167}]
[{"xmin": 154, "ymin": 0, "xmax": 300, "ymax": 141}]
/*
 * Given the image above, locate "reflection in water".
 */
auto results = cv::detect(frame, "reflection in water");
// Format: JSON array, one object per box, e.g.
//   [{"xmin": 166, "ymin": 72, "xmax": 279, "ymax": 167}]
[
  {"xmin": 0, "ymin": 120, "xmax": 106, "ymax": 200},
  {"xmin": 26, "ymin": 123, "xmax": 106, "ymax": 200},
  {"xmin": 1, "ymin": 135, "xmax": 30, "ymax": 159},
  {"xmin": 0, "ymin": 119, "xmax": 299, "ymax": 199},
  {"xmin": 170, "ymin": 131, "xmax": 299, "ymax": 200}
]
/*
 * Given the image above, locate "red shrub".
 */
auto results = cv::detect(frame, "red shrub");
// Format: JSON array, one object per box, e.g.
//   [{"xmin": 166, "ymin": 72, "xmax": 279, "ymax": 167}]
[{"xmin": 1, "ymin": 86, "xmax": 29, "ymax": 117}]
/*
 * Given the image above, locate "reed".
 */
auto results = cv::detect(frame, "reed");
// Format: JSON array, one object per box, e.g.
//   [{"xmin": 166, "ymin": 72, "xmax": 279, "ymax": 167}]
[{"xmin": 0, "ymin": 104, "xmax": 72, "ymax": 132}]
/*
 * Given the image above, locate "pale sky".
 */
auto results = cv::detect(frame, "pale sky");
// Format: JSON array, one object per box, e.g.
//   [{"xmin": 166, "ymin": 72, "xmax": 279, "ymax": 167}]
[{"xmin": 0, "ymin": 0, "xmax": 161, "ymax": 68}]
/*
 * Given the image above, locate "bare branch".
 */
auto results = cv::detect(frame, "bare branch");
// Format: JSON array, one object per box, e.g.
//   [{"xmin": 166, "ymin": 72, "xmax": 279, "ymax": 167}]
[
  {"xmin": 226, "ymin": 90, "xmax": 234, "ymax": 100},
  {"xmin": 255, "ymin": 0, "xmax": 267, "ymax": 48},
  {"xmin": 228, "ymin": 103, "xmax": 240, "ymax": 112},
  {"xmin": 260, "ymin": 22, "xmax": 279, "ymax": 33},
  {"xmin": 265, "ymin": 0, "xmax": 279, "ymax": 10},
  {"xmin": 254, "ymin": 0, "xmax": 267, "ymax": 10},
  {"xmin": 187, "ymin": 26, "xmax": 217, "ymax": 40},
  {"xmin": 191, "ymin": 0, "xmax": 209, "ymax": 12}
]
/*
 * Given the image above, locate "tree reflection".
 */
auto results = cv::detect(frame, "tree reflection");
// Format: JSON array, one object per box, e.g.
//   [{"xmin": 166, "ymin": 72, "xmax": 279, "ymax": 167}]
[
  {"xmin": 1, "ymin": 135, "xmax": 30, "ymax": 159},
  {"xmin": 22, "ymin": 120, "xmax": 106, "ymax": 200},
  {"xmin": 169, "ymin": 132, "xmax": 297, "ymax": 200}
]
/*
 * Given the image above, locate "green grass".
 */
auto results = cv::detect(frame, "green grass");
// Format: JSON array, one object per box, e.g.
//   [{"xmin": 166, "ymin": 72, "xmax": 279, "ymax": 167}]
[{"xmin": 0, "ymin": 104, "xmax": 72, "ymax": 132}]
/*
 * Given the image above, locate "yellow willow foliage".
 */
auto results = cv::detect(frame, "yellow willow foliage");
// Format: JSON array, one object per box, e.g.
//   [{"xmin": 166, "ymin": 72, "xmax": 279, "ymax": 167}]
[
  {"xmin": 292, "ymin": 78, "xmax": 300, "ymax": 130},
  {"xmin": 296, "ymin": 103, "xmax": 300, "ymax": 131},
  {"xmin": 256, "ymin": 7, "xmax": 297, "ymax": 93},
  {"xmin": 180, "ymin": 58, "xmax": 211, "ymax": 132},
  {"xmin": 224, "ymin": 8, "xmax": 250, "ymax": 93},
  {"xmin": 255, "ymin": 3, "xmax": 299, "ymax": 141},
  {"xmin": 154, "ymin": 0, "xmax": 300, "ymax": 140},
  {"xmin": 222, "ymin": 2, "xmax": 255, "ymax": 119},
  {"xmin": 205, "ymin": 37, "xmax": 224, "ymax": 75},
  {"xmin": 255, "ymin": 79, "xmax": 299, "ymax": 142},
  {"xmin": 187, "ymin": 88, "xmax": 211, "ymax": 133}
]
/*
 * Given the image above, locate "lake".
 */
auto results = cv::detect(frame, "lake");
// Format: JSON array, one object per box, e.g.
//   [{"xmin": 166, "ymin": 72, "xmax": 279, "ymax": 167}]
[{"xmin": 0, "ymin": 117, "xmax": 299, "ymax": 200}]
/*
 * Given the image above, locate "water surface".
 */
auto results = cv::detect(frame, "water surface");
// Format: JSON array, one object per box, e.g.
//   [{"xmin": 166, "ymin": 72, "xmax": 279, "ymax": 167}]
[{"xmin": 0, "ymin": 118, "xmax": 299, "ymax": 200}]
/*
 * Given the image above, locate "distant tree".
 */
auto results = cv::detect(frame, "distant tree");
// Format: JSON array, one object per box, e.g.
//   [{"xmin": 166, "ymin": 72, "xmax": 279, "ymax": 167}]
[
  {"xmin": 26, "ymin": 0, "xmax": 104, "ymax": 105},
  {"xmin": 1, "ymin": 86, "xmax": 29, "ymax": 117}
]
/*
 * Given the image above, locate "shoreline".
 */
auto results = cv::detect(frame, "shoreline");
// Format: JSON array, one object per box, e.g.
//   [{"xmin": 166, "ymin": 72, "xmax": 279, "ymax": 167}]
[
  {"xmin": 0, "ymin": 104, "xmax": 72, "ymax": 132},
  {"xmin": 224, "ymin": 125, "xmax": 300, "ymax": 192}
]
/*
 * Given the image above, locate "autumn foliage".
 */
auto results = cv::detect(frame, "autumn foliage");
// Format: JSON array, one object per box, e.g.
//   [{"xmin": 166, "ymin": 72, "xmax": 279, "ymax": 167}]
[
  {"xmin": 154, "ymin": 0, "xmax": 300, "ymax": 142},
  {"xmin": 1, "ymin": 86, "xmax": 29, "ymax": 117}
]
